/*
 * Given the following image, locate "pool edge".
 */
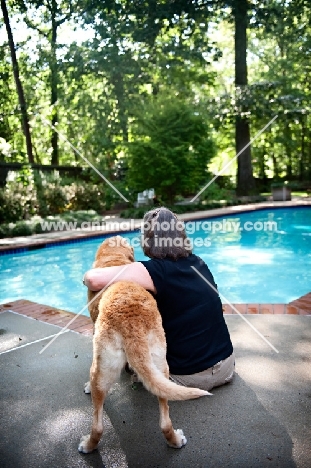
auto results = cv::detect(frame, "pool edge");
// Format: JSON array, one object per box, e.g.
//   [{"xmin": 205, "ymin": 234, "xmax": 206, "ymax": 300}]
[{"xmin": 1, "ymin": 199, "xmax": 311, "ymax": 254}]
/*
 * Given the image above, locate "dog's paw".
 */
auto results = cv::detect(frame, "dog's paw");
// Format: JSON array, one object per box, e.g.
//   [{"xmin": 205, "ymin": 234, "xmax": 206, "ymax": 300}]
[
  {"xmin": 167, "ymin": 429, "xmax": 187, "ymax": 449},
  {"xmin": 84, "ymin": 381, "xmax": 91, "ymax": 394},
  {"xmin": 78, "ymin": 435, "xmax": 97, "ymax": 453},
  {"xmin": 174, "ymin": 428, "xmax": 187, "ymax": 448}
]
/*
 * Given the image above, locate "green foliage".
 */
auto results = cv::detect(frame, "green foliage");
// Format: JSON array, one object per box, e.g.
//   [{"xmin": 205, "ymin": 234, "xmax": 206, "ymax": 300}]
[
  {"xmin": 127, "ymin": 97, "xmax": 216, "ymax": 203},
  {"xmin": 68, "ymin": 183, "xmax": 106, "ymax": 212},
  {"xmin": 0, "ymin": 210, "xmax": 105, "ymax": 238},
  {"xmin": 0, "ymin": 189, "xmax": 23, "ymax": 223},
  {"xmin": 0, "ymin": 223, "xmax": 11, "ymax": 238},
  {"xmin": 1, "ymin": 0, "xmax": 311, "ymax": 188},
  {"xmin": 31, "ymin": 170, "xmax": 70, "ymax": 216},
  {"xmin": 199, "ymin": 182, "xmax": 234, "ymax": 203},
  {"xmin": 0, "ymin": 180, "xmax": 37, "ymax": 223},
  {"xmin": 10, "ymin": 221, "xmax": 33, "ymax": 237},
  {"xmin": 0, "ymin": 169, "xmax": 108, "ymax": 224}
]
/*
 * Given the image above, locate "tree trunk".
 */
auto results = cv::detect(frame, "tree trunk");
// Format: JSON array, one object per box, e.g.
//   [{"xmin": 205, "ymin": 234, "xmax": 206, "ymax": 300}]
[
  {"xmin": 271, "ymin": 152, "xmax": 279, "ymax": 179},
  {"xmin": 50, "ymin": 0, "xmax": 59, "ymax": 165},
  {"xmin": 284, "ymin": 121, "xmax": 292, "ymax": 179},
  {"xmin": 300, "ymin": 115, "xmax": 305, "ymax": 180},
  {"xmin": 112, "ymin": 70, "xmax": 129, "ymax": 144},
  {"xmin": 234, "ymin": 0, "xmax": 255, "ymax": 195},
  {"xmin": 1, "ymin": 0, "xmax": 34, "ymax": 164}
]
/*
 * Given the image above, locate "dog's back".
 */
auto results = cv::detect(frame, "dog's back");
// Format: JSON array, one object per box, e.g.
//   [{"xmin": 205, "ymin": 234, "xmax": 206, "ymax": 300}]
[{"xmin": 95, "ymin": 279, "xmax": 209, "ymax": 401}]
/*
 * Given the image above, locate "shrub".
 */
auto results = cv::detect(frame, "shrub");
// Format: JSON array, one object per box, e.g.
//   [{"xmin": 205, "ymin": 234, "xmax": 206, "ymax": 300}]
[
  {"xmin": 199, "ymin": 182, "xmax": 234, "ymax": 203},
  {"xmin": 0, "ymin": 181, "xmax": 38, "ymax": 223},
  {"xmin": 127, "ymin": 96, "xmax": 216, "ymax": 204},
  {"xmin": 34, "ymin": 171, "xmax": 73, "ymax": 216},
  {"xmin": 0, "ymin": 223, "xmax": 11, "ymax": 238},
  {"xmin": 36, "ymin": 183, "xmax": 71, "ymax": 216},
  {"xmin": 33, "ymin": 222, "xmax": 44, "ymax": 234},
  {"xmin": 0, "ymin": 190, "xmax": 24, "ymax": 223},
  {"xmin": 68, "ymin": 183, "xmax": 106, "ymax": 212},
  {"xmin": 10, "ymin": 222, "xmax": 33, "ymax": 237}
]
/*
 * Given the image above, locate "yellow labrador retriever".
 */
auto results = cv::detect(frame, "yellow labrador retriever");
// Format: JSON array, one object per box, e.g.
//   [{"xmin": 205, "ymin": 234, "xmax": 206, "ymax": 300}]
[{"xmin": 79, "ymin": 236, "xmax": 209, "ymax": 453}]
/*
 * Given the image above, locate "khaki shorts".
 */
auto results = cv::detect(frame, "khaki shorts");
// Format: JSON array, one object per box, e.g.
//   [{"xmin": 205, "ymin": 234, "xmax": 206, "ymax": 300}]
[{"xmin": 170, "ymin": 352, "xmax": 235, "ymax": 391}]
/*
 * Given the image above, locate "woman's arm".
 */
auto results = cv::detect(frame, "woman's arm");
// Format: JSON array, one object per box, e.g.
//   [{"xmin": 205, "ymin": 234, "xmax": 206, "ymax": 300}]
[{"xmin": 83, "ymin": 262, "xmax": 156, "ymax": 293}]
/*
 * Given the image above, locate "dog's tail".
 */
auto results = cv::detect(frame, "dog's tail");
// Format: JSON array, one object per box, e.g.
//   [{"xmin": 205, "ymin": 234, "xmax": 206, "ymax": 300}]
[{"xmin": 125, "ymin": 341, "xmax": 211, "ymax": 401}]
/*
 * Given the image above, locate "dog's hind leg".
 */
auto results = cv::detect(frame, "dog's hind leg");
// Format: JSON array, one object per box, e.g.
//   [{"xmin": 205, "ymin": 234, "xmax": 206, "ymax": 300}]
[
  {"xmin": 157, "ymin": 359, "xmax": 187, "ymax": 449},
  {"xmin": 158, "ymin": 397, "xmax": 187, "ymax": 448},
  {"xmin": 153, "ymin": 342, "xmax": 187, "ymax": 449},
  {"xmin": 79, "ymin": 337, "xmax": 126, "ymax": 454},
  {"xmin": 152, "ymin": 341, "xmax": 188, "ymax": 449}
]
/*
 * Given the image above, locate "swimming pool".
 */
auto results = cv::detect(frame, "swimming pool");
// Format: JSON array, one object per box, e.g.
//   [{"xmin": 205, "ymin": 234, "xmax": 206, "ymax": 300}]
[{"xmin": 1, "ymin": 207, "xmax": 310, "ymax": 315}]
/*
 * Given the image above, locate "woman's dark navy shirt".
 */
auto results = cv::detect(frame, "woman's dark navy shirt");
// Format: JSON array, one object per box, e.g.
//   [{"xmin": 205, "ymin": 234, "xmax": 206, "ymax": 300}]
[{"xmin": 140, "ymin": 254, "xmax": 233, "ymax": 375}]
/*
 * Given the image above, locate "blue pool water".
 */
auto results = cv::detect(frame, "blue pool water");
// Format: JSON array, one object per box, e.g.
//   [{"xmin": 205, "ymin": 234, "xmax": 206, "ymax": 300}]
[{"xmin": 1, "ymin": 207, "xmax": 310, "ymax": 315}]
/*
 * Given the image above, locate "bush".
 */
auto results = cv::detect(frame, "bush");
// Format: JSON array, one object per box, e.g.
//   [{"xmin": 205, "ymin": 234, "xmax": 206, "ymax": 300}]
[
  {"xmin": 0, "ymin": 168, "xmax": 109, "ymax": 223},
  {"xmin": 68, "ymin": 183, "xmax": 106, "ymax": 212},
  {"xmin": 10, "ymin": 221, "xmax": 33, "ymax": 237},
  {"xmin": 36, "ymin": 183, "xmax": 72, "ymax": 216},
  {"xmin": 0, "ymin": 190, "xmax": 24, "ymax": 223},
  {"xmin": 33, "ymin": 222, "xmax": 44, "ymax": 234},
  {"xmin": 0, "ymin": 223, "xmax": 11, "ymax": 238},
  {"xmin": 199, "ymin": 182, "xmax": 234, "ymax": 203},
  {"xmin": 34, "ymin": 171, "xmax": 73, "ymax": 216},
  {"xmin": 0, "ymin": 181, "xmax": 39, "ymax": 223},
  {"xmin": 127, "ymin": 96, "xmax": 216, "ymax": 204}
]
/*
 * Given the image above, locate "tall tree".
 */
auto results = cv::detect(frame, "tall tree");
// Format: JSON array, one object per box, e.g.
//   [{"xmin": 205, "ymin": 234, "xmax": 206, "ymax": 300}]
[
  {"xmin": 247, "ymin": 0, "xmax": 311, "ymax": 180},
  {"xmin": 17, "ymin": 0, "xmax": 78, "ymax": 165},
  {"xmin": 1, "ymin": 0, "xmax": 34, "ymax": 163},
  {"xmin": 233, "ymin": 0, "xmax": 255, "ymax": 194}
]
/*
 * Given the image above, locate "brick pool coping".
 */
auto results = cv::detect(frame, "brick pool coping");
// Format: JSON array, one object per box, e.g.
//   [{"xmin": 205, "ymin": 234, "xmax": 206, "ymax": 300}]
[{"xmin": 0, "ymin": 293, "xmax": 310, "ymax": 337}]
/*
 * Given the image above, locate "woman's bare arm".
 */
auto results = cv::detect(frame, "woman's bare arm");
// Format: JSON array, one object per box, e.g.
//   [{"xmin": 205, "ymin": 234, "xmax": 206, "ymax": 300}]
[{"xmin": 83, "ymin": 262, "xmax": 156, "ymax": 293}]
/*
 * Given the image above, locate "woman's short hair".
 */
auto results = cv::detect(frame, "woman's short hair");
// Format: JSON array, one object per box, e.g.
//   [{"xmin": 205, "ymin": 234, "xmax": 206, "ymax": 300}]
[{"xmin": 141, "ymin": 207, "xmax": 192, "ymax": 260}]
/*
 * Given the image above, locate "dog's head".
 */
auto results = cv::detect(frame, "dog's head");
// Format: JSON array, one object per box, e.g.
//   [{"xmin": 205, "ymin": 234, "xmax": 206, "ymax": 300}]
[{"xmin": 93, "ymin": 235, "xmax": 134, "ymax": 268}]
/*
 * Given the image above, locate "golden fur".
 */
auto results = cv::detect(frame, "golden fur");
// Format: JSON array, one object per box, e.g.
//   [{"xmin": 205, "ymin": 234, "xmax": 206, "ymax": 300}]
[{"xmin": 79, "ymin": 236, "xmax": 209, "ymax": 454}]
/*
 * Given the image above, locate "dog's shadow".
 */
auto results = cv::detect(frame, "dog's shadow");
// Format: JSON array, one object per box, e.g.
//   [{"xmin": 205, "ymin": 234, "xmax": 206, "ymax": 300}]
[{"xmin": 101, "ymin": 370, "xmax": 296, "ymax": 468}]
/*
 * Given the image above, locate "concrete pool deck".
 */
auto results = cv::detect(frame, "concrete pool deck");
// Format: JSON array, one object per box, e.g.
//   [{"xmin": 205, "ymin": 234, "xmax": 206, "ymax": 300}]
[{"xmin": 0, "ymin": 309, "xmax": 310, "ymax": 467}]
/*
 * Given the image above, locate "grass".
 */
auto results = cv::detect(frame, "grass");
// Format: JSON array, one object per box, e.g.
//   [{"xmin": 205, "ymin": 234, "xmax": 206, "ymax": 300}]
[{"xmin": 261, "ymin": 191, "xmax": 310, "ymax": 197}]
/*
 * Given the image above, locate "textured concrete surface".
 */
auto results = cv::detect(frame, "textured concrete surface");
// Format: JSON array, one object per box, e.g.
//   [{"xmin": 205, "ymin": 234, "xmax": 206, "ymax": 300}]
[
  {"xmin": 0, "ymin": 312, "xmax": 127, "ymax": 468},
  {"xmin": 0, "ymin": 311, "xmax": 310, "ymax": 468}
]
